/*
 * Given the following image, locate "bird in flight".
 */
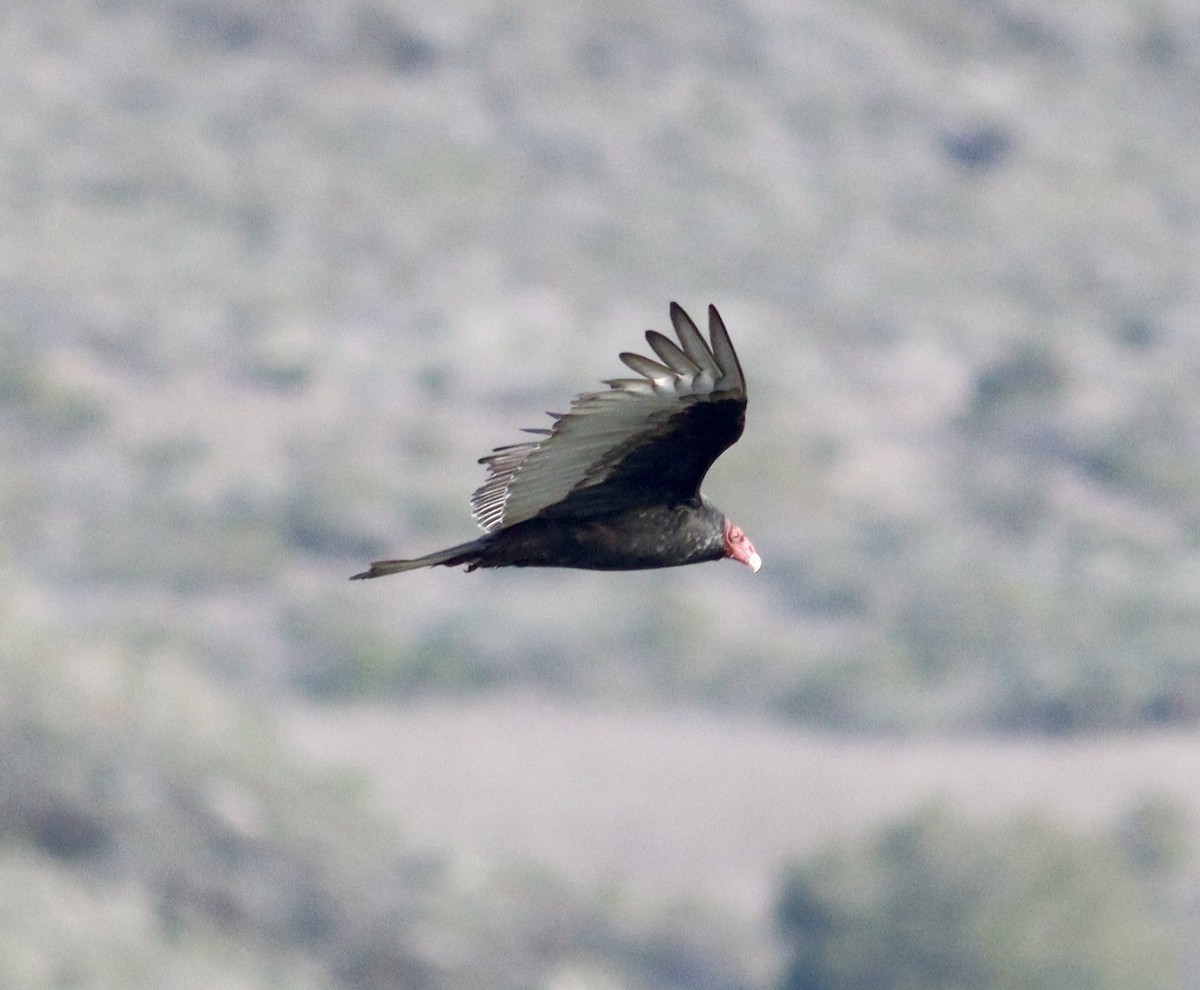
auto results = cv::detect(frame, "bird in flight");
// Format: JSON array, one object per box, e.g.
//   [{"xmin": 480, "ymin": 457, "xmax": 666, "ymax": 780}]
[{"xmin": 351, "ymin": 302, "xmax": 759, "ymax": 578}]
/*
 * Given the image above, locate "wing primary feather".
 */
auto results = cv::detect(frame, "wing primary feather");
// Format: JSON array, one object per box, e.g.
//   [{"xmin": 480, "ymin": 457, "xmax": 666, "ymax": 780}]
[
  {"xmin": 645, "ymin": 330, "xmax": 701, "ymax": 375},
  {"xmin": 603, "ymin": 378, "xmax": 658, "ymax": 395},
  {"xmin": 707, "ymin": 304, "xmax": 745, "ymax": 391},
  {"xmin": 619, "ymin": 352, "xmax": 674, "ymax": 379},
  {"xmin": 670, "ymin": 302, "xmax": 721, "ymax": 379},
  {"xmin": 483, "ymin": 441, "xmax": 538, "ymax": 456}
]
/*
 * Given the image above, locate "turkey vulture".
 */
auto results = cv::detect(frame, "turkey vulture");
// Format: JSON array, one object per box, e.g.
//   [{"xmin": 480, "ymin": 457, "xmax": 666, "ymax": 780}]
[{"xmin": 351, "ymin": 302, "xmax": 759, "ymax": 578}]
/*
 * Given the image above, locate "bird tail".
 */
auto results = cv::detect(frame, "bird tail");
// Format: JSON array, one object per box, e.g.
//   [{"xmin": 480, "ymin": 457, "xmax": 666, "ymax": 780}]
[{"xmin": 349, "ymin": 538, "xmax": 488, "ymax": 580}]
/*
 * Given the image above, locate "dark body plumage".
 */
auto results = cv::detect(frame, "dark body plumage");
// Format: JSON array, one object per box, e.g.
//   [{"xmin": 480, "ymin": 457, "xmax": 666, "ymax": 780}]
[
  {"xmin": 351, "ymin": 303, "xmax": 759, "ymax": 579},
  {"xmin": 370, "ymin": 499, "xmax": 728, "ymax": 573}
]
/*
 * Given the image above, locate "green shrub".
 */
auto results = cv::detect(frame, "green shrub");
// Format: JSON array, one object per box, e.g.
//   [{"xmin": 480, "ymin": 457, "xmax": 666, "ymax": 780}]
[{"xmin": 776, "ymin": 804, "xmax": 1183, "ymax": 990}]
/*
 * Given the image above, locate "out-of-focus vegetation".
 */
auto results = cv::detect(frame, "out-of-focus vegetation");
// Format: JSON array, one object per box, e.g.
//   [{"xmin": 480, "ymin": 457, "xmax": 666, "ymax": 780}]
[
  {"xmin": 5, "ymin": 0, "xmax": 1200, "ymax": 987},
  {"xmin": 777, "ymin": 803, "xmax": 1191, "ymax": 990},
  {"xmin": 6, "ymin": 0, "xmax": 1200, "ymax": 732},
  {"xmin": 0, "ymin": 610, "xmax": 759, "ymax": 990}
]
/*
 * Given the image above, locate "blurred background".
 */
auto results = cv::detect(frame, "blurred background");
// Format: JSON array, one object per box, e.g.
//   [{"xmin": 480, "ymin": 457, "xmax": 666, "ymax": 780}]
[{"xmin": 3, "ymin": 0, "xmax": 1200, "ymax": 987}]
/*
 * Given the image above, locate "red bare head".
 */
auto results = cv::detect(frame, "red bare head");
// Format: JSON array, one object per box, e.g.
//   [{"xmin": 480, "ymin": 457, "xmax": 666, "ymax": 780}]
[{"xmin": 722, "ymin": 518, "xmax": 761, "ymax": 572}]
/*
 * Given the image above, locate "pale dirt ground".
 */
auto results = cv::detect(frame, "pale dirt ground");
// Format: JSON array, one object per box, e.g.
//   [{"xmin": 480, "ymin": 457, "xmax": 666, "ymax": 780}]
[{"xmin": 285, "ymin": 692, "xmax": 1200, "ymax": 916}]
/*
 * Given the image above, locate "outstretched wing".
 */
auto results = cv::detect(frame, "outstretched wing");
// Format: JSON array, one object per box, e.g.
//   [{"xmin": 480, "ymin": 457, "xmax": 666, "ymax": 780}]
[{"xmin": 471, "ymin": 302, "xmax": 747, "ymax": 532}]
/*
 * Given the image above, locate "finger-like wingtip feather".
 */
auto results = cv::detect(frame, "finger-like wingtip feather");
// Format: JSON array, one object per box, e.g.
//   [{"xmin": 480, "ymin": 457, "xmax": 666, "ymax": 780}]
[
  {"xmin": 670, "ymin": 302, "xmax": 721, "ymax": 379},
  {"xmin": 619, "ymin": 351, "xmax": 674, "ymax": 380},
  {"xmin": 707, "ymin": 304, "xmax": 745, "ymax": 393},
  {"xmin": 645, "ymin": 330, "xmax": 701, "ymax": 375},
  {"xmin": 603, "ymin": 377, "xmax": 658, "ymax": 395}
]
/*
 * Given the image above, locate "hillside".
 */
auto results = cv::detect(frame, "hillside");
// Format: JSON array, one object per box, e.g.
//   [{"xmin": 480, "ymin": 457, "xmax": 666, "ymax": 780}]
[
  {"xmin": 7, "ymin": 0, "xmax": 1200, "ymax": 729},
  {"xmin": 3, "ymin": 0, "xmax": 1200, "ymax": 987}
]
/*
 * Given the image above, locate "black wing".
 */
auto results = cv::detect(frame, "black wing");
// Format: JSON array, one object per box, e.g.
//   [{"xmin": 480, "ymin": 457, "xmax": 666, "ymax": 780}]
[{"xmin": 470, "ymin": 303, "xmax": 747, "ymax": 531}]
